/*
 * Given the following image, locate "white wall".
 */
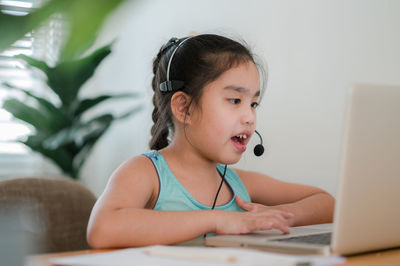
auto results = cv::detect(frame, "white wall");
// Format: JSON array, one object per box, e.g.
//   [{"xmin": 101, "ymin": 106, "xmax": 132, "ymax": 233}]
[{"xmin": 80, "ymin": 0, "xmax": 400, "ymax": 196}]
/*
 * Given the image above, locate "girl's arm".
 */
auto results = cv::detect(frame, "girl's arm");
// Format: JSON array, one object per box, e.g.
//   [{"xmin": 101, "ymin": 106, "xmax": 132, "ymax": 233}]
[
  {"xmin": 87, "ymin": 157, "xmax": 293, "ymax": 248},
  {"xmin": 234, "ymin": 168, "xmax": 335, "ymax": 226}
]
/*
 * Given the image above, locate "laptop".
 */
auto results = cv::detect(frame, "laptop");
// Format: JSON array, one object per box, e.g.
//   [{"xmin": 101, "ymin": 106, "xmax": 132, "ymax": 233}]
[{"xmin": 205, "ymin": 84, "xmax": 400, "ymax": 256}]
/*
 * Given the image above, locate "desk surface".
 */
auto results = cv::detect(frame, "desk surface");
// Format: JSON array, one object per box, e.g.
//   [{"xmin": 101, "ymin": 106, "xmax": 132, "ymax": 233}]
[{"xmin": 29, "ymin": 247, "xmax": 400, "ymax": 266}]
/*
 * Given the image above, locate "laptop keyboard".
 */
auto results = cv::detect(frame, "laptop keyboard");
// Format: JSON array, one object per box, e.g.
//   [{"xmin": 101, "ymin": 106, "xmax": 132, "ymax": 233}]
[{"xmin": 271, "ymin": 232, "xmax": 332, "ymax": 245}]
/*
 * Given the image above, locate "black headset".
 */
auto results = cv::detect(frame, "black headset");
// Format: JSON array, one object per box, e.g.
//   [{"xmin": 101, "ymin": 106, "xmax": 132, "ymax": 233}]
[{"xmin": 159, "ymin": 37, "xmax": 191, "ymax": 93}]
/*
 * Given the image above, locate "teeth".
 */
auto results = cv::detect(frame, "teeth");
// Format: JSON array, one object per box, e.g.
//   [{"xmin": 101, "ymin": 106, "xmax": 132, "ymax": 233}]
[{"xmin": 237, "ymin": 134, "xmax": 247, "ymax": 139}]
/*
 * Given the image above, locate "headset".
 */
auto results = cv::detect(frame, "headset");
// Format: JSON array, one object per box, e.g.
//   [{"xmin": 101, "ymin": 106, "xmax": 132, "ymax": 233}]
[
  {"xmin": 159, "ymin": 37, "xmax": 191, "ymax": 93},
  {"xmin": 158, "ymin": 37, "xmax": 265, "ymax": 236}
]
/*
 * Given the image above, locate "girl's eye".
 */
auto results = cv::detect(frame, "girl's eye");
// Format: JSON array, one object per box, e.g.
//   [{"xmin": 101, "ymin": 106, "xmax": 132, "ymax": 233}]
[
  {"xmin": 229, "ymin": 99, "xmax": 241, "ymax": 104},
  {"xmin": 251, "ymin": 102, "xmax": 259, "ymax": 109}
]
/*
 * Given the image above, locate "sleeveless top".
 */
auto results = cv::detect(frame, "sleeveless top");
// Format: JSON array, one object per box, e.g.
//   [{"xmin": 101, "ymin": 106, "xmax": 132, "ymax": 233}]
[{"xmin": 142, "ymin": 150, "xmax": 251, "ymax": 212}]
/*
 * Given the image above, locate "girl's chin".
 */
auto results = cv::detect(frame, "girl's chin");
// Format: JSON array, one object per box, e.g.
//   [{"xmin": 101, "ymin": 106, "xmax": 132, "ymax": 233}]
[{"xmin": 219, "ymin": 153, "xmax": 242, "ymax": 165}]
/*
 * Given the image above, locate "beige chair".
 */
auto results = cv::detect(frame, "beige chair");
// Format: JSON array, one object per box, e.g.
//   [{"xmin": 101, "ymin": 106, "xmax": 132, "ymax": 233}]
[{"xmin": 0, "ymin": 177, "xmax": 96, "ymax": 253}]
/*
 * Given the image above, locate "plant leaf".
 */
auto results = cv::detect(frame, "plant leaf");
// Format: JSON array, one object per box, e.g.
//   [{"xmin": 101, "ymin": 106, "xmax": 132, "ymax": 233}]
[
  {"xmin": 1, "ymin": 0, "xmax": 124, "ymax": 58},
  {"xmin": 15, "ymin": 54, "xmax": 50, "ymax": 73},
  {"xmin": 73, "ymin": 106, "xmax": 143, "ymax": 173},
  {"xmin": 0, "ymin": 0, "xmax": 58, "ymax": 52},
  {"xmin": 3, "ymin": 98, "xmax": 54, "ymax": 133},
  {"xmin": 3, "ymin": 83, "xmax": 70, "ymax": 129},
  {"xmin": 16, "ymin": 43, "xmax": 113, "ymax": 108},
  {"xmin": 21, "ymin": 136, "xmax": 75, "ymax": 178},
  {"xmin": 47, "ymin": 42, "xmax": 112, "ymax": 106},
  {"xmin": 21, "ymin": 91, "xmax": 70, "ymax": 129},
  {"xmin": 0, "ymin": 13, "xmax": 34, "ymax": 52},
  {"xmin": 72, "ymin": 117, "xmax": 113, "ymax": 174},
  {"xmin": 58, "ymin": 0, "xmax": 124, "ymax": 60},
  {"xmin": 72, "ymin": 143, "xmax": 94, "ymax": 178},
  {"xmin": 73, "ymin": 93, "xmax": 139, "ymax": 117},
  {"xmin": 42, "ymin": 127, "xmax": 73, "ymax": 150},
  {"xmin": 74, "ymin": 114, "xmax": 113, "ymax": 147},
  {"xmin": 43, "ymin": 113, "xmax": 113, "ymax": 149}
]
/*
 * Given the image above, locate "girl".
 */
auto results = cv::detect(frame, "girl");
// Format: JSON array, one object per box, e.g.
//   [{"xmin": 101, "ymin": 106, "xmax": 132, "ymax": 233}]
[{"xmin": 87, "ymin": 34, "xmax": 334, "ymax": 248}]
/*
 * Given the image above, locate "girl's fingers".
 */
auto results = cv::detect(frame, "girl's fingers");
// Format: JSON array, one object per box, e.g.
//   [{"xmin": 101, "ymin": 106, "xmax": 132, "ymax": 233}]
[
  {"xmin": 236, "ymin": 195, "xmax": 294, "ymax": 220},
  {"xmin": 260, "ymin": 218, "xmax": 291, "ymax": 234},
  {"xmin": 235, "ymin": 196, "xmax": 294, "ymax": 233},
  {"xmin": 282, "ymin": 212, "xmax": 295, "ymax": 219},
  {"xmin": 270, "ymin": 221, "xmax": 291, "ymax": 234}
]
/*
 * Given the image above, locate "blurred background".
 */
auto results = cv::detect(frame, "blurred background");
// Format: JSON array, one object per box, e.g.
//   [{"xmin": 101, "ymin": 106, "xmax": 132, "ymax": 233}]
[{"xmin": 1, "ymin": 0, "xmax": 399, "ymax": 197}]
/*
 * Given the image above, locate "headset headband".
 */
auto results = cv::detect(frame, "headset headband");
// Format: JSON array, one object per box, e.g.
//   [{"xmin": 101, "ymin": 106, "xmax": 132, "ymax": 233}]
[{"xmin": 159, "ymin": 37, "xmax": 192, "ymax": 93}]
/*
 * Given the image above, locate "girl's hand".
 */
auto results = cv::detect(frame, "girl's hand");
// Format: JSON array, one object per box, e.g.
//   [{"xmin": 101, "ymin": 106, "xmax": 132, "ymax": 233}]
[
  {"xmin": 214, "ymin": 195, "xmax": 294, "ymax": 235},
  {"xmin": 236, "ymin": 195, "xmax": 295, "ymax": 227}
]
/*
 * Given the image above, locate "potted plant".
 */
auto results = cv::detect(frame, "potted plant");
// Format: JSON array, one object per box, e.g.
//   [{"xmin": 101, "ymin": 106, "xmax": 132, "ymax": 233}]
[
  {"xmin": 3, "ymin": 42, "xmax": 141, "ymax": 179},
  {"xmin": 0, "ymin": 0, "xmax": 140, "ymax": 179}
]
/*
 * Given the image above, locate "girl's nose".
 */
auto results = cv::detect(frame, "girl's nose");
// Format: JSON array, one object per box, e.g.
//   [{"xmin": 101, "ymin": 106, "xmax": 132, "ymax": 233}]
[{"xmin": 241, "ymin": 107, "xmax": 256, "ymax": 126}]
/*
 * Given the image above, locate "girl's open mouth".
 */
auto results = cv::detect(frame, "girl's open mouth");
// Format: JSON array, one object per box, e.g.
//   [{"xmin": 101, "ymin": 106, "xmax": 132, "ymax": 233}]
[{"xmin": 231, "ymin": 134, "xmax": 248, "ymax": 152}]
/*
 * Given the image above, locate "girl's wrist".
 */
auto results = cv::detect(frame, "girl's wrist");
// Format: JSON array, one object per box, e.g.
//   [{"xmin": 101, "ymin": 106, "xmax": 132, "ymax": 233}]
[{"xmin": 207, "ymin": 209, "xmax": 225, "ymax": 234}]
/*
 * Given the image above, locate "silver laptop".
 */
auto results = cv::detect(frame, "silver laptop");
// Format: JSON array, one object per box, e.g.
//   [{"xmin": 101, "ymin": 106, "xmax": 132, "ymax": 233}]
[{"xmin": 205, "ymin": 84, "xmax": 400, "ymax": 255}]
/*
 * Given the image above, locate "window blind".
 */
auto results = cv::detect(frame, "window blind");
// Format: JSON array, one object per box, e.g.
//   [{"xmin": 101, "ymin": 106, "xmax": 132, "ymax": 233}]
[{"xmin": 0, "ymin": 0, "xmax": 63, "ymax": 154}]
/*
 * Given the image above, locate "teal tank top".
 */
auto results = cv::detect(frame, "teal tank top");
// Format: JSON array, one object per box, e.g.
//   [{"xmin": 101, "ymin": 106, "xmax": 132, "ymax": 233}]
[{"xmin": 142, "ymin": 150, "xmax": 250, "ymax": 212}]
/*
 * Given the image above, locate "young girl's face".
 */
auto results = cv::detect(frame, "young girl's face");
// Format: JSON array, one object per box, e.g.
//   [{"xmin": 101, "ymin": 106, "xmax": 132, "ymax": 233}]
[{"xmin": 186, "ymin": 61, "xmax": 260, "ymax": 164}]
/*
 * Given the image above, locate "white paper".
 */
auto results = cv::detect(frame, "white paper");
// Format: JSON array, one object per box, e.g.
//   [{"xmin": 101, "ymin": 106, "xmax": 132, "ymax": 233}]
[{"xmin": 51, "ymin": 245, "xmax": 345, "ymax": 266}]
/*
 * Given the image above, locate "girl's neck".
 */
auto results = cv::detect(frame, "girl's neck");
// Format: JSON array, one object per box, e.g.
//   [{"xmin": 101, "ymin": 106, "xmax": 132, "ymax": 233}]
[{"xmin": 160, "ymin": 137, "xmax": 220, "ymax": 179}]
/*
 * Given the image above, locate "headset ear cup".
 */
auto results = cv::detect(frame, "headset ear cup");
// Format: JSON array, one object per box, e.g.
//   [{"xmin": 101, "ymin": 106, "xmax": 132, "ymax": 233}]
[{"xmin": 160, "ymin": 80, "xmax": 185, "ymax": 93}]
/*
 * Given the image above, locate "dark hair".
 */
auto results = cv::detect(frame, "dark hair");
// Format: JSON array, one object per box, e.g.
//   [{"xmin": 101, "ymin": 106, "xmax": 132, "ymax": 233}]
[{"xmin": 150, "ymin": 34, "xmax": 263, "ymax": 150}]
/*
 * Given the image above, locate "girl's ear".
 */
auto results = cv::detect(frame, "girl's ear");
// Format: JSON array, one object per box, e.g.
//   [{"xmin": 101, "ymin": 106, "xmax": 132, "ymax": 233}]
[{"xmin": 171, "ymin": 91, "xmax": 192, "ymax": 124}]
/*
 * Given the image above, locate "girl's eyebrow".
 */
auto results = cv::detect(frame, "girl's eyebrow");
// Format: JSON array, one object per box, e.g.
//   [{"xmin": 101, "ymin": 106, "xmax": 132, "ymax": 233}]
[{"xmin": 224, "ymin": 86, "xmax": 260, "ymax": 97}]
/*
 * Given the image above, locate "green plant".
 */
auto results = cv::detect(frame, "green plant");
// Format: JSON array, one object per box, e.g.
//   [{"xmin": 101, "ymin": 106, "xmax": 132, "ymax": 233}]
[
  {"xmin": 3, "ymin": 42, "xmax": 141, "ymax": 179},
  {"xmin": 0, "ymin": 0, "xmax": 125, "ymax": 60},
  {"xmin": 0, "ymin": 0, "xmax": 141, "ymax": 179}
]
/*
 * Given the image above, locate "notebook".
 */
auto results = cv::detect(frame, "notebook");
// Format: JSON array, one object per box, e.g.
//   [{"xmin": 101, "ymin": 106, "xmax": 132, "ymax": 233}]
[{"xmin": 205, "ymin": 84, "xmax": 400, "ymax": 255}]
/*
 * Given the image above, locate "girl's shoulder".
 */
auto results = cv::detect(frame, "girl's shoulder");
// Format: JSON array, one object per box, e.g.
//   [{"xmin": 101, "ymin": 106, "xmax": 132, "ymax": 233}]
[
  {"xmin": 117, "ymin": 154, "xmax": 155, "ymax": 174},
  {"xmin": 91, "ymin": 154, "xmax": 159, "ymax": 210},
  {"xmin": 103, "ymin": 154, "xmax": 159, "ymax": 209},
  {"xmin": 108, "ymin": 154, "xmax": 158, "ymax": 188}
]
